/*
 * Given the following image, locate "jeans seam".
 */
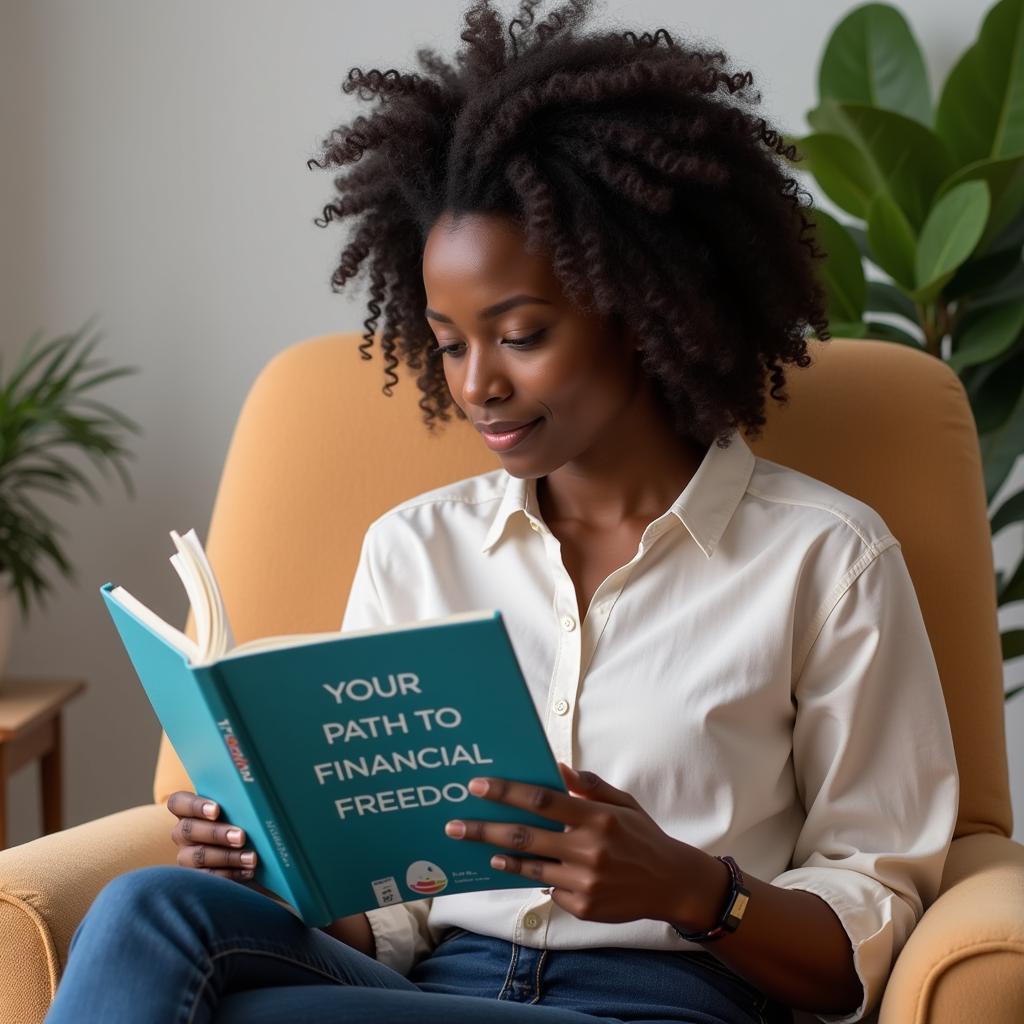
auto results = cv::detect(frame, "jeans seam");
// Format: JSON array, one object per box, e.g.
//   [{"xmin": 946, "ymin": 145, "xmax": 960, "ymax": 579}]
[
  {"xmin": 528, "ymin": 948, "xmax": 548, "ymax": 1004},
  {"xmin": 184, "ymin": 945, "xmax": 348, "ymax": 1024},
  {"xmin": 497, "ymin": 942, "xmax": 519, "ymax": 1000}
]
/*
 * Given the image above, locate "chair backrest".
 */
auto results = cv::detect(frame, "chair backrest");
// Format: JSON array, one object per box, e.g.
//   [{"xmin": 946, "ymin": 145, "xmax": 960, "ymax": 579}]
[{"xmin": 153, "ymin": 332, "xmax": 1011, "ymax": 841}]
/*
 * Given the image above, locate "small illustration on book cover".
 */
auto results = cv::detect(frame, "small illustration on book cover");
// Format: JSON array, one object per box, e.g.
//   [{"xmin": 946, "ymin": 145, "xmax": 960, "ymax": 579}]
[{"xmin": 407, "ymin": 861, "xmax": 449, "ymax": 895}]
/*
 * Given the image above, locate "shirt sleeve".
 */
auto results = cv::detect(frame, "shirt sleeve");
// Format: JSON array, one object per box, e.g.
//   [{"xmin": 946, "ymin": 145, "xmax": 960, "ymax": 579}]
[
  {"xmin": 772, "ymin": 540, "xmax": 959, "ymax": 1024},
  {"xmin": 338, "ymin": 526, "xmax": 444, "ymax": 974}
]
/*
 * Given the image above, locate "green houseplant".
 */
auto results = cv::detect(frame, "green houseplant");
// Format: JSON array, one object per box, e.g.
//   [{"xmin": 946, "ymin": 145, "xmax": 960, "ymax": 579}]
[
  {"xmin": 783, "ymin": 0, "xmax": 1024, "ymax": 699},
  {"xmin": 0, "ymin": 319, "xmax": 140, "ymax": 672}
]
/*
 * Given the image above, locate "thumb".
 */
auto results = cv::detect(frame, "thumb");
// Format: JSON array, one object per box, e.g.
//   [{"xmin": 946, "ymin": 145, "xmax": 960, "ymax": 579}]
[{"xmin": 557, "ymin": 762, "xmax": 638, "ymax": 807}]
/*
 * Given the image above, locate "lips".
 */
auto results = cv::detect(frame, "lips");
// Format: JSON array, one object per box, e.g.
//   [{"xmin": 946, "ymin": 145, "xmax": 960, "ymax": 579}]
[
  {"xmin": 477, "ymin": 419, "xmax": 538, "ymax": 434},
  {"xmin": 478, "ymin": 417, "xmax": 543, "ymax": 452}
]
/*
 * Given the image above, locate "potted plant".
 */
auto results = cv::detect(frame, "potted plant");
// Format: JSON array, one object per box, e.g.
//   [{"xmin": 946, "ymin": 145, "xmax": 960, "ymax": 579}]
[
  {"xmin": 783, "ymin": 0, "xmax": 1024, "ymax": 698},
  {"xmin": 0, "ymin": 318, "xmax": 140, "ymax": 677}
]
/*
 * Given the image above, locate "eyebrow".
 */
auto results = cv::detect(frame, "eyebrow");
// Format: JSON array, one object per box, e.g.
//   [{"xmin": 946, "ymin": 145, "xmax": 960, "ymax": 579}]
[{"xmin": 424, "ymin": 294, "xmax": 552, "ymax": 324}]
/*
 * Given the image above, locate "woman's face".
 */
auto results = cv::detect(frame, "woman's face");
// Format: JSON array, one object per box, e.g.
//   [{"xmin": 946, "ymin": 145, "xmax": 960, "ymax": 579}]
[{"xmin": 421, "ymin": 209, "xmax": 648, "ymax": 478}]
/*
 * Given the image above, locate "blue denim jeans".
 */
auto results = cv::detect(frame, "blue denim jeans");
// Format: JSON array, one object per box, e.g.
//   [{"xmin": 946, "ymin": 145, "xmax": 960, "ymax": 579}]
[{"xmin": 45, "ymin": 866, "xmax": 793, "ymax": 1024}]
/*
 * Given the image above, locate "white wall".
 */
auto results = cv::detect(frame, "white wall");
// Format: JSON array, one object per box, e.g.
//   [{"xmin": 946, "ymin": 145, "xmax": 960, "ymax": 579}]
[{"xmin": 1, "ymin": 0, "xmax": 1020, "ymax": 848}]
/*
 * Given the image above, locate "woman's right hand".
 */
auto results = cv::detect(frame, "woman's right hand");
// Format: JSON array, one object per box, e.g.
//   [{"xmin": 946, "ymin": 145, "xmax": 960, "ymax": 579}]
[{"xmin": 167, "ymin": 791, "xmax": 258, "ymax": 882}]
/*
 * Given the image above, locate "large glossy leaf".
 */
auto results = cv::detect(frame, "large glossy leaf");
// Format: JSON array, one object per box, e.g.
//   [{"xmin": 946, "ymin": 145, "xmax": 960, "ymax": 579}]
[
  {"xmin": 943, "ymin": 243, "xmax": 1023, "ymax": 303},
  {"xmin": 783, "ymin": 132, "xmax": 881, "ymax": 221},
  {"xmin": 866, "ymin": 192, "xmax": 917, "ymax": 290},
  {"xmin": 969, "ymin": 261, "xmax": 1024, "ymax": 317},
  {"xmin": 844, "ymin": 222, "xmax": 874, "ymax": 263},
  {"xmin": 935, "ymin": 0, "xmax": 1024, "ymax": 168},
  {"xmin": 806, "ymin": 100, "xmax": 957, "ymax": 232},
  {"xmin": 935, "ymin": 154, "xmax": 1024, "ymax": 253},
  {"xmin": 948, "ymin": 299, "xmax": 1024, "ymax": 373},
  {"xmin": 866, "ymin": 279, "xmax": 920, "ymax": 322},
  {"xmin": 826, "ymin": 320, "xmax": 869, "ymax": 340},
  {"xmin": 862, "ymin": 320, "xmax": 923, "ymax": 347},
  {"xmin": 913, "ymin": 180, "xmax": 991, "ymax": 305},
  {"xmin": 1000, "ymin": 557, "xmax": 1024, "ymax": 604},
  {"xmin": 1002, "ymin": 632, "xmax": 1024, "ymax": 665},
  {"xmin": 991, "ymin": 488, "xmax": 1024, "ymax": 535},
  {"xmin": 968, "ymin": 328, "xmax": 1024, "ymax": 404},
  {"xmin": 809, "ymin": 208, "xmax": 867, "ymax": 324},
  {"xmin": 977, "ymin": 342, "xmax": 1024, "ymax": 500},
  {"xmin": 818, "ymin": 3, "xmax": 933, "ymax": 128}
]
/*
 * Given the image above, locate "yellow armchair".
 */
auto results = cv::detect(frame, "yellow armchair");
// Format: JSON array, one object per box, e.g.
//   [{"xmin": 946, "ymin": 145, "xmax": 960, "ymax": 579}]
[{"xmin": 1, "ymin": 333, "xmax": 1020, "ymax": 1023}]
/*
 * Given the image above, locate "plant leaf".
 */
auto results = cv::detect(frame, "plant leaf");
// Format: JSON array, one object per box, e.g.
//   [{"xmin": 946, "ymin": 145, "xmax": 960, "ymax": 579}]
[
  {"xmin": 866, "ymin": 279, "xmax": 920, "ymax": 322},
  {"xmin": 935, "ymin": 0, "xmax": 1024, "ymax": 167},
  {"xmin": 808, "ymin": 207, "xmax": 867, "ymax": 323},
  {"xmin": 818, "ymin": 2, "xmax": 933, "ymax": 128},
  {"xmin": 935, "ymin": 154, "xmax": 1024, "ymax": 254},
  {"xmin": 978, "ymin": 346, "xmax": 1024, "ymax": 501},
  {"xmin": 944, "ymin": 244, "xmax": 1023, "ymax": 304},
  {"xmin": 863, "ymin": 320, "xmax": 923, "ymax": 348},
  {"xmin": 991, "ymin": 487, "xmax": 1024, "ymax": 535},
  {"xmin": 806, "ymin": 99, "xmax": 957, "ymax": 232},
  {"xmin": 1002, "ymin": 629, "xmax": 1024, "ymax": 660},
  {"xmin": 913, "ymin": 180, "xmax": 991, "ymax": 303},
  {"xmin": 783, "ymin": 132, "xmax": 882, "ymax": 220},
  {"xmin": 866, "ymin": 191, "xmax": 917, "ymax": 289},
  {"xmin": 948, "ymin": 299, "xmax": 1024, "ymax": 373}
]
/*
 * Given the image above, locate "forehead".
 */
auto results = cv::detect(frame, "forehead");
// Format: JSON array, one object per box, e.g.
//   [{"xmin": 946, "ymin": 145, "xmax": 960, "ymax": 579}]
[{"xmin": 422, "ymin": 211, "xmax": 554, "ymax": 294}]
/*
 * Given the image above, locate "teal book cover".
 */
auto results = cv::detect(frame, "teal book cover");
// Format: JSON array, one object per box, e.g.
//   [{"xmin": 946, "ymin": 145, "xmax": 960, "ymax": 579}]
[{"xmin": 100, "ymin": 547, "xmax": 567, "ymax": 929}]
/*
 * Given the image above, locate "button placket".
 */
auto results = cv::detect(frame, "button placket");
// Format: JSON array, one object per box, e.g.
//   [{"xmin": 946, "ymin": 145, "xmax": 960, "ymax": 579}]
[{"xmin": 539, "ymin": 531, "xmax": 582, "ymax": 763}]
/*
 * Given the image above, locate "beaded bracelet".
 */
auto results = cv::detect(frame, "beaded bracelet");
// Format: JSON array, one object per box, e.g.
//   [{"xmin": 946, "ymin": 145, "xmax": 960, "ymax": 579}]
[{"xmin": 671, "ymin": 855, "xmax": 750, "ymax": 943}]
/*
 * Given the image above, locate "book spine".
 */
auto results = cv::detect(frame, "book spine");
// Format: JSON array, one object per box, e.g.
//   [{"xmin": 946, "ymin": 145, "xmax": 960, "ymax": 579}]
[{"xmin": 192, "ymin": 663, "xmax": 332, "ymax": 926}]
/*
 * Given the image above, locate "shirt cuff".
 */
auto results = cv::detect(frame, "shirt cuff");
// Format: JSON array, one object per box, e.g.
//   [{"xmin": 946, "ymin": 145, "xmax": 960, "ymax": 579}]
[
  {"xmin": 364, "ymin": 901, "xmax": 436, "ymax": 976},
  {"xmin": 771, "ymin": 866, "xmax": 919, "ymax": 1024}
]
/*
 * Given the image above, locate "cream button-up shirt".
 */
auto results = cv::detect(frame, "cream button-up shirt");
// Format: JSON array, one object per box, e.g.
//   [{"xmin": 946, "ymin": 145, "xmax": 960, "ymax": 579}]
[{"xmin": 339, "ymin": 428, "xmax": 959, "ymax": 1024}]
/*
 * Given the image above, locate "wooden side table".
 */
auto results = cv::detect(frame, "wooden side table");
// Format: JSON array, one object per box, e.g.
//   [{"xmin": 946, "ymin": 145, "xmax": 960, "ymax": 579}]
[{"xmin": 0, "ymin": 677, "xmax": 86, "ymax": 849}]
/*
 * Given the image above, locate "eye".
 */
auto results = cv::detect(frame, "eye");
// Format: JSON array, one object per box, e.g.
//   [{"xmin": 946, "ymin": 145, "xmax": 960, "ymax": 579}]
[{"xmin": 432, "ymin": 329, "xmax": 547, "ymax": 359}]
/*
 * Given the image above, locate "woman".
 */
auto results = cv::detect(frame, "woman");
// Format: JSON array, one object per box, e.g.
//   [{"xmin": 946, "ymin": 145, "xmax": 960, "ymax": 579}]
[{"xmin": 45, "ymin": 2, "xmax": 959, "ymax": 1022}]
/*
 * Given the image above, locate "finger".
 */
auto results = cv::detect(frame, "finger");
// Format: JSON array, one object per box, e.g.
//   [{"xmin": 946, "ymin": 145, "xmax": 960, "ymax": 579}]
[
  {"xmin": 444, "ymin": 818, "xmax": 571, "ymax": 860},
  {"xmin": 487, "ymin": 852, "xmax": 583, "ymax": 890},
  {"xmin": 467, "ymin": 777, "xmax": 591, "ymax": 827},
  {"xmin": 167, "ymin": 791, "xmax": 221, "ymax": 822},
  {"xmin": 557, "ymin": 763, "xmax": 640, "ymax": 809},
  {"xmin": 176, "ymin": 843, "xmax": 258, "ymax": 872},
  {"xmin": 172, "ymin": 816, "xmax": 249, "ymax": 849},
  {"xmin": 197, "ymin": 866, "xmax": 256, "ymax": 882}
]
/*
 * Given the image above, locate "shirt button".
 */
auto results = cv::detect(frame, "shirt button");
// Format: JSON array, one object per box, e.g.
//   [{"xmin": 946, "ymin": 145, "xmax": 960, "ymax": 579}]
[
  {"xmin": 530, "ymin": 521, "xmax": 541, "ymax": 531},
  {"xmin": 561, "ymin": 615, "xmax": 576, "ymax": 631},
  {"xmin": 523, "ymin": 913, "xmax": 541, "ymax": 929},
  {"xmin": 553, "ymin": 698, "xmax": 569, "ymax": 715}
]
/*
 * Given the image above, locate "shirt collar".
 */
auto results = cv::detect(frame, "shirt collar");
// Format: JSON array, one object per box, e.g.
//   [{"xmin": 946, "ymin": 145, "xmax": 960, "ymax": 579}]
[{"xmin": 480, "ymin": 427, "xmax": 756, "ymax": 559}]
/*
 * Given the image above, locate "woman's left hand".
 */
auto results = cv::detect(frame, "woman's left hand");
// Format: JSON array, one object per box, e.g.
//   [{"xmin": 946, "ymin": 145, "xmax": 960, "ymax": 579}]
[{"xmin": 443, "ymin": 762, "xmax": 716, "ymax": 929}]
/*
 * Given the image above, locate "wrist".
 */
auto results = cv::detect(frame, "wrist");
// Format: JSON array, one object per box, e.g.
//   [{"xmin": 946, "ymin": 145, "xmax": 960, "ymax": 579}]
[{"xmin": 669, "ymin": 847, "xmax": 732, "ymax": 933}]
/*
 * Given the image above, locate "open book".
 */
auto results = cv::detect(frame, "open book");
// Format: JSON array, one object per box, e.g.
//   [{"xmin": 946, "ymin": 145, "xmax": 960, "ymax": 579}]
[{"xmin": 101, "ymin": 529, "xmax": 566, "ymax": 927}]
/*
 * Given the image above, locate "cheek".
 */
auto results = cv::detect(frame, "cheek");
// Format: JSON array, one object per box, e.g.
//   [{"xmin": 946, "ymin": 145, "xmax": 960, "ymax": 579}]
[{"xmin": 539, "ymin": 349, "xmax": 627, "ymax": 418}]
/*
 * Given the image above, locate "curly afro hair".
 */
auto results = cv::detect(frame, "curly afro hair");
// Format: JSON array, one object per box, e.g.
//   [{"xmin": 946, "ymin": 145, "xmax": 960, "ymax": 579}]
[{"xmin": 307, "ymin": 0, "xmax": 831, "ymax": 450}]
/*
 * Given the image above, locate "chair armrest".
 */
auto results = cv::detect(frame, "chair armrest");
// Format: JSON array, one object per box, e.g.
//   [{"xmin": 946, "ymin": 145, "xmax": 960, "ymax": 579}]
[
  {"xmin": 880, "ymin": 832, "xmax": 1024, "ymax": 1023},
  {"xmin": 0, "ymin": 801, "xmax": 178, "ymax": 1023}
]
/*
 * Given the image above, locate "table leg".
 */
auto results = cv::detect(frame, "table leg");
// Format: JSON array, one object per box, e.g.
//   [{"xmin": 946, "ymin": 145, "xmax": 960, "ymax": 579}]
[{"xmin": 40, "ymin": 713, "xmax": 62, "ymax": 834}]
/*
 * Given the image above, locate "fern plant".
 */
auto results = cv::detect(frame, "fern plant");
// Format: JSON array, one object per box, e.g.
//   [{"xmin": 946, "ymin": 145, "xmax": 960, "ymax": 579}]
[{"xmin": 0, "ymin": 319, "xmax": 140, "ymax": 619}]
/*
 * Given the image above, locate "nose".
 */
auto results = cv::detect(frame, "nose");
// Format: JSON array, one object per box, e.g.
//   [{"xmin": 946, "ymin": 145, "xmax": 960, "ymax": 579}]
[{"xmin": 460, "ymin": 341, "xmax": 512, "ymax": 407}]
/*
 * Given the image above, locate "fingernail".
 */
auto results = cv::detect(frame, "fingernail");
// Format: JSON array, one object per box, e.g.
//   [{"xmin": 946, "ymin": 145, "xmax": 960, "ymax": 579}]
[
  {"xmin": 226, "ymin": 828, "xmax": 243, "ymax": 844},
  {"xmin": 468, "ymin": 778, "xmax": 488, "ymax": 796},
  {"xmin": 241, "ymin": 869, "xmax": 254, "ymax": 878},
  {"xmin": 241, "ymin": 851, "xmax": 256, "ymax": 865},
  {"xmin": 445, "ymin": 820, "xmax": 466, "ymax": 838},
  {"xmin": 203, "ymin": 802, "xmax": 218, "ymax": 818},
  {"xmin": 491, "ymin": 855, "xmax": 506, "ymax": 870}
]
